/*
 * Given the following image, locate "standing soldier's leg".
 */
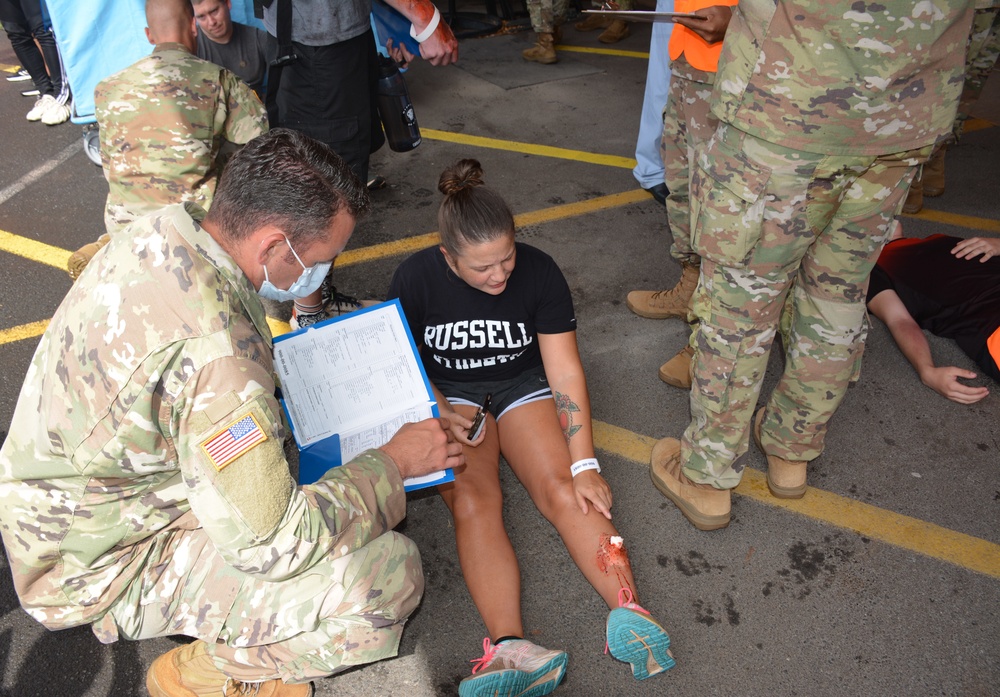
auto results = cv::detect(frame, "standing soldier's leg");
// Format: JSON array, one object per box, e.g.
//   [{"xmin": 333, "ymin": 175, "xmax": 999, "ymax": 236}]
[
  {"xmin": 758, "ymin": 148, "xmax": 926, "ymax": 472},
  {"xmin": 651, "ymin": 126, "xmax": 896, "ymax": 530},
  {"xmin": 523, "ymin": 0, "xmax": 559, "ymax": 64}
]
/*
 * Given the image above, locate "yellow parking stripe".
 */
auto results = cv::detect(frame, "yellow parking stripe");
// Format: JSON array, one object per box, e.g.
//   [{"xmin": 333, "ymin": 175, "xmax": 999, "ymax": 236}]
[
  {"xmin": 0, "ymin": 319, "xmax": 48, "ymax": 345},
  {"xmin": 592, "ymin": 421, "xmax": 1000, "ymax": 580},
  {"xmin": 905, "ymin": 209, "xmax": 1000, "ymax": 234},
  {"xmin": 555, "ymin": 44, "xmax": 649, "ymax": 59},
  {"xmin": 422, "ymin": 128, "xmax": 637, "ymax": 169},
  {"xmin": 0, "ymin": 229, "xmax": 71, "ymax": 269},
  {"xmin": 963, "ymin": 117, "xmax": 994, "ymax": 133},
  {"xmin": 336, "ymin": 189, "xmax": 651, "ymax": 268},
  {"xmin": 1, "ymin": 63, "xmax": 22, "ymax": 74},
  {"xmin": 267, "ymin": 316, "xmax": 291, "ymax": 337}
]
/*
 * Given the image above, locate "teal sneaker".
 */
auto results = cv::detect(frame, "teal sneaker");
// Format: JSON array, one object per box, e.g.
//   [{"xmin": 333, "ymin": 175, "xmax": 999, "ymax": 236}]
[
  {"xmin": 606, "ymin": 588, "xmax": 675, "ymax": 680},
  {"xmin": 458, "ymin": 638, "xmax": 568, "ymax": 697}
]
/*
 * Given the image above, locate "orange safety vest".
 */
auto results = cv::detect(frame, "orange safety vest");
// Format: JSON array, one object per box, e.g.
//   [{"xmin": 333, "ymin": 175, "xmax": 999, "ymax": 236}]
[
  {"xmin": 668, "ymin": 0, "xmax": 739, "ymax": 72},
  {"xmin": 989, "ymin": 325, "xmax": 1000, "ymax": 373}
]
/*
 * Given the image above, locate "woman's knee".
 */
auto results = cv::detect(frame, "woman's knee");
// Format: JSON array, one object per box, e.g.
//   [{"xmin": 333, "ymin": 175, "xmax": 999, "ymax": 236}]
[
  {"xmin": 447, "ymin": 485, "xmax": 504, "ymax": 524},
  {"xmin": 532, "ymin": 477, "xmax": 578, "ymax": 521}
]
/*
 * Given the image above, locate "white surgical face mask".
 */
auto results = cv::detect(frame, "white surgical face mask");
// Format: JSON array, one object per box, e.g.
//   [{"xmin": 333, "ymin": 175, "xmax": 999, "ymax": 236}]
[{"xmin": 256, "ymin": 237, "xmax": 332, "ymax": 302}]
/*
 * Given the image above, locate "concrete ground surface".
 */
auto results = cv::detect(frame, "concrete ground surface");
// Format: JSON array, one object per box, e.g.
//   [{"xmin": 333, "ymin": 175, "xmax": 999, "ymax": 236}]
[{"xmin": 1, "ymin": 13, "xmax": 999, "ymax": 697}]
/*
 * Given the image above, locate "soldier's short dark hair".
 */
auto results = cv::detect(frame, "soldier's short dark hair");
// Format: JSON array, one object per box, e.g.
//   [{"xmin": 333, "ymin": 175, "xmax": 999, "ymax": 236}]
[{"xmin": 207, "ymin": 128, "xmax": 371, "ymax": 247}]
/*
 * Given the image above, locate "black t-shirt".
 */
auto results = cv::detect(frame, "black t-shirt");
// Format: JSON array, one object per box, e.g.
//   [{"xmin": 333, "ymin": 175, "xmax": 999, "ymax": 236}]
[
  {"xmin": 867, "ymin": 234, "xmax": 1000, "ymax": 377},
  {"xmin": 388, "ymin": 243, "xmax": 577, "ymax": 383}
]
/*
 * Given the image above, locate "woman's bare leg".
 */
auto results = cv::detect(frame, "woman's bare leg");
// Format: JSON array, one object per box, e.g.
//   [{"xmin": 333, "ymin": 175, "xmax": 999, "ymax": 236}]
[
  {"xmin": 499, "ymin": 400, "xmax": 637, "ymax": 609},
  {"xmin": 438, "ymin": 403, "xmax": 525, "ymax": 640}
]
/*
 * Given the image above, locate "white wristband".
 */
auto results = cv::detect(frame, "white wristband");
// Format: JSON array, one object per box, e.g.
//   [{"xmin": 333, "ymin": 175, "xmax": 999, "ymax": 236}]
[
  {"xmin": 571, "ymin": 458, "xmax": 601, "ymax": 477},
  {"xmin": 410, "ymin": 7, "xmax": 441, "ymax": 44}
]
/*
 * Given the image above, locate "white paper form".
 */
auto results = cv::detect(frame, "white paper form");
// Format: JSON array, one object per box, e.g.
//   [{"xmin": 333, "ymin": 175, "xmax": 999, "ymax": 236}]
[{"xmin": 274, "ymin": 303, "xmax": 433, "ymax": 447}]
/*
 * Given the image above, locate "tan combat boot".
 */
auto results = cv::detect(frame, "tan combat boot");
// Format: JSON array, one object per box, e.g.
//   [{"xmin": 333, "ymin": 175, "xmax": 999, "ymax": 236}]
[
  {"xmin": 902, "ymin": 173, "xmax": 922, "ymax": 214},
  {"xmin": 626, "ymin": 261, "xmax": 699, "ymax": 319},
  {"xmin": 649, "ymin": 437, "xmax": 731, "ymax": 531},
  {"xmin": 922, "ymin": 144, "xmax": 946, "ymax": 197},
  {"xmin": 67, "ymin": 233, "xmax": 111, "ymax": 280},
  {"xmin": 658, "ymin": 345, "xmax": 694, "ymax": 389},
  {"xmin": 574, "ymin": 13, "xmax": 609, "ymax": 31},
  {"xmin": 522, "ymin": 32, "xmax": 557, "ymax": 64},
  {"xmin": 598, "ymin": 19, "xmax": 630, "ymax": 43},
  {"xmin": 146, "ymin": 641, "xmax": 314, "ymax": 697},
  {"xmin": 752, "ymin": 409, "xmax": 807, "ymax": 499}
]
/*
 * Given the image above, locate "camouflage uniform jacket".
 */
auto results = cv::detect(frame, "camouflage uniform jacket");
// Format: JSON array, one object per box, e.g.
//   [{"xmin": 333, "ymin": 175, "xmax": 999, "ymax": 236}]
[
  {"xmin": 94, "ymin": 43, "xmax": 268, "ymax": 234},
  {"xmin": 713, "ymin": 0, "xmax": 978, "ymax": 155},
  {"xmin": 0, "ymin": 204, "xmax": 407, "ymax": 631}
]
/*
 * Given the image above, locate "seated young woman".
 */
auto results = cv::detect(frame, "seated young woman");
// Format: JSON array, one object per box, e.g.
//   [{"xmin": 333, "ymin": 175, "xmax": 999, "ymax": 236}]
[{"xmin": 388, "ymin": 159, "xmax": 675, "ymax": 697}]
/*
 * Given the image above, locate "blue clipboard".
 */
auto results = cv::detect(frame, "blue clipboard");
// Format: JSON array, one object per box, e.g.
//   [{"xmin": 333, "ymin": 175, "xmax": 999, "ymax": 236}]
[{"xmin": 274, "ymin": 299, "xmax": 452, "ymax": 492}]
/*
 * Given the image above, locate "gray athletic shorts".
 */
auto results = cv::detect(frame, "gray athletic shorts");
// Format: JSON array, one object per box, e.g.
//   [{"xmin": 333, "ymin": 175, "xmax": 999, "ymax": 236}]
[{"xmin": 434, "ymin": 364, "xmax": 552, "ymax": 421}]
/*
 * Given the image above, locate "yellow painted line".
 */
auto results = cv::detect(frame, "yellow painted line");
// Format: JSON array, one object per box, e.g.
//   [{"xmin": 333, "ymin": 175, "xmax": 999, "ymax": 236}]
[
  {"xmin": 267, "ymin": 316, "xmax": 291, "ymax": 337},
  {"xmin": 337, "ymin": 189, "xmax": 652, "ymax": 268},
  {"xmin": 592, "ymin": 420, "xmax": 1000, "ymax": 579},
  {"xmin": 1, "ymin": 190, "xmax": 653, "ymax": 345},
  {"xmin": 963, "ymin": 117, "xmax": 994, "ymax": 133},
  {"xmin": 0, "ymin": 229, "xmax": 71, "ymax": 269},
  {"xmin": 904, "ymin": 209, "xmax": 1000, "ymax": 234},
  {"xmin": 1, "ymin": 317, "xmax": 293, "ymax": 348},
  {"xmin": 515, "ymin": 188, "xmax": 650, "ymax": 224},
  {"xmin": 338, "ymin": 232, "xmax": 440, "ymax": 268},
  {"xmin": 555, "ymin": 44, "xmax": 649, "ymax": 59},
  {"xmin": 0, "ymin": 319, "xmax": 48, "ymax": 346},
  {"xmin": 1, "ymin": 64, "xmax": 22, "ymax": 74},
  {"xmin": 422, "ymin": 128, "xmax": 637, "ymax": 169}
]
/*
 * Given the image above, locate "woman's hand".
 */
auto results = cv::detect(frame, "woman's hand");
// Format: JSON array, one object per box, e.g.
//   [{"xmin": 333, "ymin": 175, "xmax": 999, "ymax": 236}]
[
  {"xmin": 572, "ymin": 470, "xmax": 613, "ymax": 519},
  {"xmin": 439, "ymin": 403, "xmax": 487, "ymax": 447},
  {"xmin": 951, "ymin": 236, "xmax": 1000, "ymax": 262}
]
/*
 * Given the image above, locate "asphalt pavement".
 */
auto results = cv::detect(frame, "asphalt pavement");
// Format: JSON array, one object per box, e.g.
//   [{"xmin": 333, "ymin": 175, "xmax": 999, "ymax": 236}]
[{"xmin": 1, "ymin": 15, "xmax": 999, "ymax": 697}]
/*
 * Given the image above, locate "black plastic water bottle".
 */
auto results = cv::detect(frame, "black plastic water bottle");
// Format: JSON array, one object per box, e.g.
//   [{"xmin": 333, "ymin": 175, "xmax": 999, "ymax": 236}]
[{"xmin": 376, "ymin": 56, "xmax": 421, "ymax": 152}]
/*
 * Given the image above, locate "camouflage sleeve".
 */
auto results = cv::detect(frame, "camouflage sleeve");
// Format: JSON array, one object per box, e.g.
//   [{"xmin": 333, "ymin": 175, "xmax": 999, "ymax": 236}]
[
  {"xmin": 173, "ymin": 353, "xmax": 407, "ymax": 581},
  {"xmin": 217, "ymin": 68, "xmax": 269, "ymax": 146}
]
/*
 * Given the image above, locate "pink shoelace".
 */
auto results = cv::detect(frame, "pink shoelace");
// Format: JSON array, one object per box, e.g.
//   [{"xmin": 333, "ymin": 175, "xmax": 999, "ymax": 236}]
[
  {"xmin": 469, "ymin": 637, "xmax": 500, "ymax": 675},
  {"xmin": 605, "ymin": 587, "xmax": 652, "ymax": 655},
  {"xmin": 617, "ymin": 586, "xmax": 650, "ymax": 614}
]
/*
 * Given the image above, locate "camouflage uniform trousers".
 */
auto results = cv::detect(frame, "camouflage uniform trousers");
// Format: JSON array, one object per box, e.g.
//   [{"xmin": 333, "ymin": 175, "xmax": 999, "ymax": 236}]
[
  {"xmin": 955, "ymin": 8, "xmax": 1000, "ymax": 139},
  {"xmin": 527, "ymin": 0, "xmax": 567, "ymax": 33},
  {"xmin": 680, "ymin": 123, "xmax": 932, "ymax": 489},
  {"xmin": 99, "ymin": 523, "xmax": 423, "ymax": 683},
  {"xmin": 659, "ymin": 61, "xmax": 718, "ymax": 266}
]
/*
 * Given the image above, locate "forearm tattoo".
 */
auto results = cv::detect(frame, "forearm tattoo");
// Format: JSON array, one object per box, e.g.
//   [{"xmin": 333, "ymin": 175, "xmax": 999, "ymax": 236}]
[{"xmin": 554, "ymin": 391, "xmax": 582, "ymax": 444}]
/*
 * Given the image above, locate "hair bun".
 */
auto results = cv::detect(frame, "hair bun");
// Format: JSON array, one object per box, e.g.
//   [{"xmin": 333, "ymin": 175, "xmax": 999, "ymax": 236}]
[{"xmin": 439, "ymin": 159, "xmax": 486, "ymax": 196}]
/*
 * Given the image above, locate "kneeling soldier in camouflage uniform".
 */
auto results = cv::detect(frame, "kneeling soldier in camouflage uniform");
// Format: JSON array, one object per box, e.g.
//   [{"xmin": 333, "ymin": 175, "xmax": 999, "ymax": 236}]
[{"xmin": 0, "ymin": 129, "xmax": 464, "ymax": 696}]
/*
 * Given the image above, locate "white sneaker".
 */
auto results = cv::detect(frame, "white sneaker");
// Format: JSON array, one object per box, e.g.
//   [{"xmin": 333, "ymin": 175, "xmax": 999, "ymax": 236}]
[
  {"xmin": 26, "ymin": 94, "xmax": 56, "ymax": 122},
  {"xmin": 42, "ymin": 99, "xmax": 72, "ymax": 126},
  {"xmin": 458, "ymin": 638, "xmax": 567, "ymax": 697}
]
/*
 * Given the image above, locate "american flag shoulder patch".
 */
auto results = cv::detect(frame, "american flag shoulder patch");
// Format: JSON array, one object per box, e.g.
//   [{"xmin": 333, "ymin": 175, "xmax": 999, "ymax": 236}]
[{"xmin": 200, "ymin": 413, "xmax": 268, "ymax": 471}]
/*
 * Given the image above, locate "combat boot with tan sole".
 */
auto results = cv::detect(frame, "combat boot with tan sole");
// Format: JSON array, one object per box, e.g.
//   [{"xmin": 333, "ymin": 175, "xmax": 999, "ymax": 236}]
[
  {"xmin": 598, "ymin": 19, "xmax": 630, "ymax": 43},
  {"xmin": 522, "ymin": 32, "xmax": 557, "ymax": 64},
  {"xmin": 574, "ymin": 13, "xmax": 609, "ymax": 31},
  {"xmin": 147, "ymin": 641, "xmax": 314, "ymax": 697},
  {"xmin": 649, "ymin": 437, "xmax": 731, "ymax": 531},
  {"xmin": 626, "ymin": 261, "xmax": 699, "ymax": 319},
  {"xmin": 658, "ymin": 345, "xmax": 694, "ymax": 389},
  {"xmin": 67, "ymin": 233, "xmax": 110, "ymax": 280},
  {"xmin": 752, "ymin": 409, "xmax": 807, "ymax": 499},
  {"xmin": 922, "ymin": 144, "xmax": 947, "ymax": 197}
]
